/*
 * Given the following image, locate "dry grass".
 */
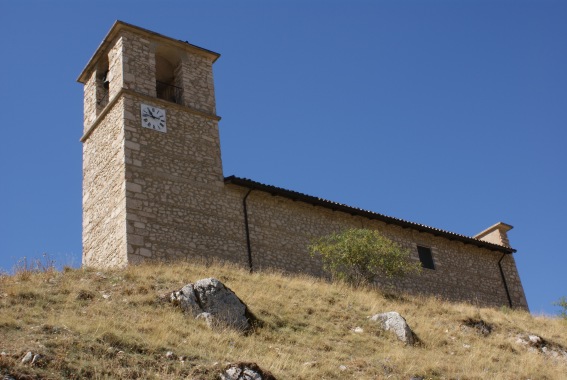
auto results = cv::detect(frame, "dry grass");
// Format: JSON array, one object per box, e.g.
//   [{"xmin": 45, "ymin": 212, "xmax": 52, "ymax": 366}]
[{"xmin": 0, "ymin": 260, "xmax": 565, "ymax": 379}]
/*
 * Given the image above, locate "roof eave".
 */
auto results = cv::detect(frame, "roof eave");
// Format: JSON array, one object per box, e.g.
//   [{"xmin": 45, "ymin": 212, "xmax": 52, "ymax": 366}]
[
  {"xmin": 77, "ymin": 20, "xmax": 220, "ymax": 84},
  {"xmin": 224, "ymin": 175, "xmax": 516, "ymax": 254}
]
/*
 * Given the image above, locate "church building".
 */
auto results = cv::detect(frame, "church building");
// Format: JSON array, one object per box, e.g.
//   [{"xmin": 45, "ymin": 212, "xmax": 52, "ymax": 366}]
[{"xmin": 78, "ymin": 21, "xmax": 528, "ymax": 310}]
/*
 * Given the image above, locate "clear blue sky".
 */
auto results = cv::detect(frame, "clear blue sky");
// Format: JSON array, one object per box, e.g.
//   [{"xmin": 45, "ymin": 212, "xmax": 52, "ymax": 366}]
[{"xmin": 0, "ymin": 1, "xmax": 565, "ymax": 315}]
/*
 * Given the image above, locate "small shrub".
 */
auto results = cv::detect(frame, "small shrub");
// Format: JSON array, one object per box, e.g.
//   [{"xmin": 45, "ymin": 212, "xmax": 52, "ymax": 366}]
[
  {"xmin": 309, "ymin": 228, "xmax": 421, "ymax": 287},
  {"xmin": 553, "ymin": 296, "xmax": 567, "ymax": 319}
]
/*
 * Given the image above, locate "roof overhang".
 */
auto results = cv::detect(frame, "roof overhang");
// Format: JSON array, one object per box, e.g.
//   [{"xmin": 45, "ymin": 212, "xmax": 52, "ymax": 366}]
[{"xmin": 77, "ymin": 20, "xmax": 220, "ymax": 84}]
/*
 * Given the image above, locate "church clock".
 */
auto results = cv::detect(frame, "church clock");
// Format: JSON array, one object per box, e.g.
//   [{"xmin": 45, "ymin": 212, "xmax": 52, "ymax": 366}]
[{"xmin": 140, "ymin": 103, "xmax": 167, "ymax": 132}]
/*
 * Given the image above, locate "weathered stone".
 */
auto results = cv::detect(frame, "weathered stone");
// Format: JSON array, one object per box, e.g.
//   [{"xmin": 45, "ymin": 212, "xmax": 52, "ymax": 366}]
[
  {"xmin": 170, "ymin": 284, "xmax": 201, "ymax": 316},
  {"xmin": 31, "ymin": 354, "xmax": 42, "ymax": 366},
  {"xmin": 370, "ymin": 312, "xmax": 415, "ymax": 345},
  {"xmin": 515, "ymin": 333, "xmax": 567, "ymax": 362},
  {"xmin": 165, "ymin": 351, "xmax": 176, "ymax": 360},
  {"xmin": 21, "ymin": 351, "xmax": 33, "ymax": 364},
  {"xmin": 171, "ymin": 278, "xmax": 251, "ymax": 331},
  {"xmin": 302, "ymin": 361, "xmax": 318, "ymax": 367},
  {"xmin": 220, "ymin": 362, "xmax": 275, "ymax": 380},
  {"xmin": 193, "ymin": 278, "xmax": 249, "ymax": 330}
]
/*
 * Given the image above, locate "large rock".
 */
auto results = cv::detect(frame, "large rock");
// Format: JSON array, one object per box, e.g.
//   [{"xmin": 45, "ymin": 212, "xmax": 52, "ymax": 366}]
[
  {"xmin": 170, "ymin": 283, "xmax": 201, "ymax": 316},
  {"xmin": 170, "ymin": 278, "xmax": 251, "ymax": 331},
  {"xmin": 370, "ymin": 311, "xmax": 415, "ymax": 345},
  {"xmin": 220, "ymin": 362, "xmax": 276, "ymax": 380}
]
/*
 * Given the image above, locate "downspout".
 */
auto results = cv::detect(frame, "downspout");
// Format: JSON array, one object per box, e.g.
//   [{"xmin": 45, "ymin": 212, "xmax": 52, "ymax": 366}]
[
  {"xmin": 242, "ymin": 189, "xmax": 254, "ymax": 272},
  {"xmin": 498, "ymin": 253, "xmax": 513, "ymax": 308}
]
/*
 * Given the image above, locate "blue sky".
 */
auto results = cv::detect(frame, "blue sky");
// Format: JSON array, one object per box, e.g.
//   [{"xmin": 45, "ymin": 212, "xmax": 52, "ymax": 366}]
[{"xmin": 0, "ymin": 1, "xmax": 565, "ymax": 315}]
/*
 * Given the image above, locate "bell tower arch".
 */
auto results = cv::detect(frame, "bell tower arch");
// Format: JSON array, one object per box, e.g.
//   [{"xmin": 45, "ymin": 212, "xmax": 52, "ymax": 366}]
[{"xmin": 78, "ymin": 21, "xmax": 223, "ymax": 267}]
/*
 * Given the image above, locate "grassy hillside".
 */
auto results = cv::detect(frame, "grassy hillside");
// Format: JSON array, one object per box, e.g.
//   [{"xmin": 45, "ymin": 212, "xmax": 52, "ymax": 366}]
[{"xmin": 0, "ymin": 260, "xmax": 565, "ymax": 379}]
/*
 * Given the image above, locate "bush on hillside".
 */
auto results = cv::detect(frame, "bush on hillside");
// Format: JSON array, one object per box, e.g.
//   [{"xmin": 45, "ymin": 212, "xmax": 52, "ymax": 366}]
[
  {"xmin": 309, "ymin": 228, "xmax": 421, "ymax": 287},
  {"xmin": 553, "ymin": 296, "xmax": 567, "ymax": 319}
]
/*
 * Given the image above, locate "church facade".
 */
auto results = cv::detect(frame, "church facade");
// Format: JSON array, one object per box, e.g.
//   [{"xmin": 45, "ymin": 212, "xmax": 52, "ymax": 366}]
[{"xmin": 78, "ymin": 21, "xmax": 528, "ymax": 310}]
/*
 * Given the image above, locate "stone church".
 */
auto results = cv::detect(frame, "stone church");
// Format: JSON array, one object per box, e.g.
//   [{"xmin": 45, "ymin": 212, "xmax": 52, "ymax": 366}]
[{"xmin": 78, "ymin": 21, "xmax": 528, "ymax": 310}]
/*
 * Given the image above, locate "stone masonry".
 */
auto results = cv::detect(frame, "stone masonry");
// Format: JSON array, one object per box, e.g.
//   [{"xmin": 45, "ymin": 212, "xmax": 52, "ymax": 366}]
[{"xmin": 78, "ymin": 21, "xmax": 528, "ymax": 310}]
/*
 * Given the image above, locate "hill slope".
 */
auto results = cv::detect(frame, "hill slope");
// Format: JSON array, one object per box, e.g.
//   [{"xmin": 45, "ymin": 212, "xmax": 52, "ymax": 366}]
[{"xmin": 0, "ymin": 261, "xmax": 565, "ymax": 379}]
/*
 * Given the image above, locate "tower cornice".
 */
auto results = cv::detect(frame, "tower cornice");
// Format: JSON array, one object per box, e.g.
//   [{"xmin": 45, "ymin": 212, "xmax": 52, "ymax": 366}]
[
  {"xmin": 80, "ymin": 88, "xmax": 221, "ymax": 143},
  {"xmin": 77, "ymin": 20, "xmax": 220, "ymax": 84}
]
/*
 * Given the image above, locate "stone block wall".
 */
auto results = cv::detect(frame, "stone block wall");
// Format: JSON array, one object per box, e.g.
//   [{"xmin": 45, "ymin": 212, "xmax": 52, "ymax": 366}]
[
  {"xmin": 180, "ymin": 54, "xmax": 216, "ymax": 114},
  {"xmin": 82, "ymin": 98, "xmax": 127, "ymax": 268},
  {"xmin": 122, "ymin": 93, "xmax": 246, "ymax": 265},
  {"xmin": 223, "ymin": 186, "xmax": 528, "ymax": 309}
]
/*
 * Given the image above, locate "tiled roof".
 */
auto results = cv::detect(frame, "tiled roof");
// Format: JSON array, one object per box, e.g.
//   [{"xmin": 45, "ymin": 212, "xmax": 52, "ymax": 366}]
[{"xmin": 224, "ymin": 176, "xmax": 516, "ymax": 254}]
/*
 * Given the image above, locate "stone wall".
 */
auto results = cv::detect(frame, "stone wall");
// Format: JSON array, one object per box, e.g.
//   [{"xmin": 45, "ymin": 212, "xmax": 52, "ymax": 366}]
[
  {"xmin": 82, "ymin": 97, "xmax": 127, "ymax": 268},
  {"xmin": 122, "ymin": 92, "xmax": 247, "ymax": 265},
  {"xmin": 223, "ymin": 186, "xmax": 528, "ymax": 309}
]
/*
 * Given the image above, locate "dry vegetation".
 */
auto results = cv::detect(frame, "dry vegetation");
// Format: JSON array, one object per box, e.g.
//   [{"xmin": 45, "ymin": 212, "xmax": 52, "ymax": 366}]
[{"xmin": 0, "ymin": 259, "xmax": 565, "ymax": 379}]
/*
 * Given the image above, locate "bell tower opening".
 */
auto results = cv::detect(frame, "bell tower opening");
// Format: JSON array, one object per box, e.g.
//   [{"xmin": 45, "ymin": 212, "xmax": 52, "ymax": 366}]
[
  {"xmin": 95, "ymin": 57, "xmax": 109, "ymax": 114},
  {"xmin": 155, "ymin": 47, "xmax": 183, "ymax": 104}
]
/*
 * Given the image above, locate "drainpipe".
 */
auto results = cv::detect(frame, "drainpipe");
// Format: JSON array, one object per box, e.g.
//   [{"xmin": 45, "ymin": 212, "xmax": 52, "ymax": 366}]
[
  {"xmin": 242, "ymin": 189, "xmax": 254, "ymax": 272},
  {"xmin": 498, "ymin": 253, "xmax": 513, "ymax": 308}
]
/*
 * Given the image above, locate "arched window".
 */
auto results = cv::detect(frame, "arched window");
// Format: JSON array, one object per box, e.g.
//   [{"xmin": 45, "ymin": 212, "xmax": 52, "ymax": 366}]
[{"xmin": 155, "ymin": 50, "xmax": 183, "ymax": 104}]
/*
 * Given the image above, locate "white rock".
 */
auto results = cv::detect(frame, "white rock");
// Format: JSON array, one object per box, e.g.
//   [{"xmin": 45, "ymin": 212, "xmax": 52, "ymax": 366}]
[
  {"xmin": 370, "ymin": 311, "xmax": 415, "ymax": 345},
  {"xmin": 193, "ymin": 278, "xmax": 249, "ymax": 330},
  {"xmin": 170, "ymin": 284, "xmax": 201, "ymax": 316},
  {"xmin": 220, "ymin": 363, "xmax": 270, "ymax": 380},
  {"xmin": 170, "ymin": 278, "xmax": 251, "ymax": 331},
  {"xmin": 31, "ymin": 354, "xmax": 42, "ymax": 365},
  {"xmin": 21, "ymin": 352, "xmax": 33, "ymax": 364}
]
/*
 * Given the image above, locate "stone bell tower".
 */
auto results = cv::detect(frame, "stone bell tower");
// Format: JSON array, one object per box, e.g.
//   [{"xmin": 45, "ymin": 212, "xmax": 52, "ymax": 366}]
[{"xmin": 78, "ymin": 21, "xmax": 225, "ymax": 267}]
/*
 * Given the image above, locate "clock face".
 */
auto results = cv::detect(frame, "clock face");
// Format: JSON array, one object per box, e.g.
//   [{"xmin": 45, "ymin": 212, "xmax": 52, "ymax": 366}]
[{"xmin": 140, "ymin": 104, "xmax": 167, "ymax": 132}]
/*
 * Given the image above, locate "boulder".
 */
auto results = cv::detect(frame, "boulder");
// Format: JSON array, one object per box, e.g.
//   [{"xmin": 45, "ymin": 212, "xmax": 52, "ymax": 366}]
[
  {"xmin": 220, "ymin": 362, "xmax": 276, "ymax": 380},
  {"xmin": 170, "ymin": 284, "xmax": 201, "ymax": 316},
  {"xmin": 370, "ymin": 311, "xmax": 415, "ymax": 345},
  {"xmin": 170, "ymin": 278, "xmax": 251, "ymax": 331}
]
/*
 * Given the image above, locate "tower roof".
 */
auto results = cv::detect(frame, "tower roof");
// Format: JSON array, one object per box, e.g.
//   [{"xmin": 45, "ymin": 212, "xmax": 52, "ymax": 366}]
[{"xmin": 77, "ymin": 20, "xmax": 220, "ymax": 84}]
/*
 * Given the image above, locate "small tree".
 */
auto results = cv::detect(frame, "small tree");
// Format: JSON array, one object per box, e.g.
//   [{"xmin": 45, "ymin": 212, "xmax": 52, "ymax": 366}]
[
  {"xmin": 553, "ymin": 296, "xmax": 567, "ymax": 320},
  {"xmin": 309, "ymin": 228, "xmax": 421, "ymax": 287}
]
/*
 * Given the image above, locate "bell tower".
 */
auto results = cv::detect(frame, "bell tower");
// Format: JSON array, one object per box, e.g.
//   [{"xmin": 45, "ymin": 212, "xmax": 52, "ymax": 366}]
[{"xmin": 78, "ymin": 21, "xmax": 223, "ymax": 267}]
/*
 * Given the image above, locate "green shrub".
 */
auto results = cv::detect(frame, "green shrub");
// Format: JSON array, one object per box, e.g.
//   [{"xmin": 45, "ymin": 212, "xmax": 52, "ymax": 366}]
[
  {"xmin": 309, "ymin": 228, "xmax": 421, "ymax": 287},
  {"xmin": 553, "ymin": 296, "xmax": 567, "ymax": 319}
]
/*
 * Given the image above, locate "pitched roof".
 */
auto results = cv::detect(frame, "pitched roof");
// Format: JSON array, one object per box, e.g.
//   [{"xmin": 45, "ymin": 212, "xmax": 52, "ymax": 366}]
[{"xmin": 224, "ymin": 176, "xmax": 515, "ymax": 254}]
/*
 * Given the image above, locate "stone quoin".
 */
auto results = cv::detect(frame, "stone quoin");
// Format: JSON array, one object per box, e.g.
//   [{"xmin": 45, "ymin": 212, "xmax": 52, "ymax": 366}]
[{"xmin": 78, "ymin": 21, "xmax": 528, "ymax": 310}]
